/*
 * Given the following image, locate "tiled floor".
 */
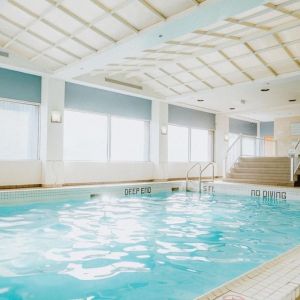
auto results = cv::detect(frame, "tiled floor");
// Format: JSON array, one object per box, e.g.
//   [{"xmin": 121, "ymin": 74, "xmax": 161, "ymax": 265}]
[{"xmin": 196, "ymin": 245, "xmax": 300, "ymax": 300}]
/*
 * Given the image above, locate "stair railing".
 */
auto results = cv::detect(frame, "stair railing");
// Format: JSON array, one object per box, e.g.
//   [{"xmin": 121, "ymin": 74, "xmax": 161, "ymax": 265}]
[
  {"xmin": 290, "ymin": 139, "xmax": 300, "ymax": 182},
  {"xmin": 224, "ymin": 134, "xmax": 242, "ymax": 177},
  {"xmin": 224, "ymin": 134, "xmax": 277, "ymax": 177}
]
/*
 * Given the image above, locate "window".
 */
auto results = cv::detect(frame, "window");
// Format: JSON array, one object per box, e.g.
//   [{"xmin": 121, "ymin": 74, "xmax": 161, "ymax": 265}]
[
  {"xmin": 111, "ymin": 117, "xmax": 149, "ymax": 161},
  {"xmin": 0, "ymin": 100, "xmax": 39, "ymax": 160},
  {"xmin": 168, "ymin": 125, "xmax": 213, "ymax": 162},
  {"xmin": 64, "ymin": 110, "xmax": 108, "ymax": 161},
  {"xmin": 168, "ymin": 125, "xmax": 189, "ymax": 162},
  {"xmin": 191, "ymin": 128, "xmax": 213, "ymax": 162}
]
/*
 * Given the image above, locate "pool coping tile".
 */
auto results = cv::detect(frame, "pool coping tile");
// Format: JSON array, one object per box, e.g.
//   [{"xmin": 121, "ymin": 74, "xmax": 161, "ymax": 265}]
[{"xmin": 195, "ymin": 245, "xmax": 300, "ymax": 300}]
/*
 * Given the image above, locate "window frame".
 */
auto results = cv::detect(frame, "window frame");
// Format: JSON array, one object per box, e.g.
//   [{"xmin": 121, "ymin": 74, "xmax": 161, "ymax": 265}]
[
  {"xmin": 168, "ymin": 123, "xmax": 214, "ymax": 163},
  {"xmin": 0, "ymin": 98, "xmax": 40, "ymax": 161},
  {"xmin": 64, "ymin": 108, "xmax": 151, "ymax": 163}
]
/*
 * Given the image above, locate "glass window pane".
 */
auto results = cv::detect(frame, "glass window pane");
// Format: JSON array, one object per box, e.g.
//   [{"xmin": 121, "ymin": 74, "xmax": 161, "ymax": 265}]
[
  {"xmin": 64, "ymin": 110, "xmax": 107, "ymax": 161},
  {"xmin": 168, "ymin": 125, "xmax": 189, "ymax": 162},
  {"xmin": 0, "ymin": 101, "xmax": 39, "ymax": 160},
  {"xmin": 191, "ymin": 128, "xmax": 212, "ymax": 162},
  {"xmin": 111, "ymin": 117, "xmax": 148, "ymax": 161}
]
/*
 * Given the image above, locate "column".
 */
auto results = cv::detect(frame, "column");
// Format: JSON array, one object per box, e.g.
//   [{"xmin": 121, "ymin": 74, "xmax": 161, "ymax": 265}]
[
  {"xmin": 150, "ymin": 101, "xmax": 169, "ymax": 180},
  {"xmin": 40, "ymin": 77, "xmax": 65, "ymax": 187},
  {"xmin": 215, "ymin": 114, "xmax": 229, "ymax": 177}
]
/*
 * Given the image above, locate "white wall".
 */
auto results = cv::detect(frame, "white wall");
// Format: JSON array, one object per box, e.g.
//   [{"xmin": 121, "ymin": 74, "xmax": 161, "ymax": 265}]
[
  {"xmin": 0, "ymin": 161, "xmax": 41, "ymax": 186},
  {"xmin": 274, "ymin": 116, "xmax": 300, "ymax": 156},
  {"xmin": 64, "ymin": 162, "xmax": 154, "ymax": 184}
]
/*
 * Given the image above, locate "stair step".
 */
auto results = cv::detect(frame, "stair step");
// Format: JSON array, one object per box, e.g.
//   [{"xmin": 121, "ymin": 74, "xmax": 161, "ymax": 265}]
[
  {"xmin": 228, "ymin": 173, "xmax": 290, "ymax": 180},
  {"xmin": 239, "ymin": 157, "xmax": 289, "ymax": 162},
  {"xmin": 232, "ymin": 167, "xmax": 290, "ymax": 174},
  {"xmin": 223, "ymin": 178, "xmax": 293, "ymax": 187},
  {"xmin": 236, "ymin": 162, "xmax": 290, "ymax": 168}
]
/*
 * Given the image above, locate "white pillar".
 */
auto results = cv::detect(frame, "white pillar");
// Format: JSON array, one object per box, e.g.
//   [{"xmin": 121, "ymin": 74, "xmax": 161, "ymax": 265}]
[
  {"xmin": 40, "ymin": 77, "xmax": 65, "ymax": 187},
  {"xmin": 215, "ymin": 114, "xmax": 229, "ymax": 177},
  {"xmin": 150, "ymin": 101, "xmax": 169, "ymax": 180}
]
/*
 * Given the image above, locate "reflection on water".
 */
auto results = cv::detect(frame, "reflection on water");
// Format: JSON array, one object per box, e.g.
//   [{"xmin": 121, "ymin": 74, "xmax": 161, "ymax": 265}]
[{"xmin": 0, "ymin": 192, "xmax": 300, "ymax": 299}]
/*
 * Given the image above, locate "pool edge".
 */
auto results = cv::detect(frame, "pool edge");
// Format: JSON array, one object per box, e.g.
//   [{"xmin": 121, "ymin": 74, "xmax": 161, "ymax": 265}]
[{"xmin": 195, "ymin": 244, "xmax": 300, "ymax": 300}]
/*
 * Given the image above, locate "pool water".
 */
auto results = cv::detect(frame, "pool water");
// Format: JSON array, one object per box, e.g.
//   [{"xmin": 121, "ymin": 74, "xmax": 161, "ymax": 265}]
[{"xmin": 1, "ymin": 192, "xmax": 300, "ymax": 300}]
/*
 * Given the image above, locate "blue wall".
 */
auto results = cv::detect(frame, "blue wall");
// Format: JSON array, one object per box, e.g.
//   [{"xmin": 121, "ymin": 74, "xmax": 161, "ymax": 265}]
[
  {"xmin": 0, "ymin": 67, "xmax": 41, "ymax": 103},
  {"xmin": 229, "ymin": 118, "xmax": 257, "ymax": 136},
  {"xmin": 65, "ymin": 82, "xmax": 152, "ymax": 120},
  {"xmin": 260, "ymin": 121, "xmax": 274, "ymax": 137},
  {"xmin": 168, "ymin": 104, "xmax": 215, "ymax": 130}
]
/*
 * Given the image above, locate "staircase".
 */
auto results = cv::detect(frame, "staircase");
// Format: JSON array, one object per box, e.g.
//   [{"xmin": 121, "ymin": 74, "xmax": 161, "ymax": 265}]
[
  {"xmin": 223, "ymin": 135, "xmax": 300, "ymax": 187},
  {"xmin": 224, "ymin": 156, "xmax": 293, "ymax": 186}
]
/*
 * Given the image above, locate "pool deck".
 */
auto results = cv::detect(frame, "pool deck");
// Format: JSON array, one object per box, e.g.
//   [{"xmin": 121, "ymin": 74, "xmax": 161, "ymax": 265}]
[{"xmin": 196, "ymin": 245, "xmax": 300, "ymax": 300}]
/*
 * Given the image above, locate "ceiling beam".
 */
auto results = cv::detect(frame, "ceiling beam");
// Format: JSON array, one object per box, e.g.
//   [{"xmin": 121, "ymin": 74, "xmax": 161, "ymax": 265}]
[
  {"xmin": 55, "ymin": 0, "xmax": 271, "ymax": 79},
  {"xmin": 124, "ymin": 18, "xmax": 300, "ymax": 78}
]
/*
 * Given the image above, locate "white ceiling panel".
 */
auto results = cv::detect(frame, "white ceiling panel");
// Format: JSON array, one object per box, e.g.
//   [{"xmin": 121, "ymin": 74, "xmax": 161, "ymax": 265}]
[
  {"xmin": 204, "ymin": 76, "xmax": 228, "ymax": 87},
  {"xmin": 1, "ymin": 2, "xmax": 35, "ymax": 27},
  {"xmin": 117, "ymin": 1, "xmax": 160, "ymax": 30},
  {"xmin": 13, "ymin": 0, "xmax": 51, "ymax": 15},
  {"xmin": 17, "ymin": 31, "xmax": 49, "ymax": 51},
  {"xmin": 45, "ymin": 47, "xmax": 75, "ymax": 64},
  {"xmin": 0, "ymin": 18, "xmax": 20, "ymax": 37},
  {"xmin": 7, "ymin": 42, "xmax": 36, "ymax": 59},
  {"xmin": 76, "ymin": 28, "xmax": 112, "ymax": 50},
  {"xmin": 33, "ymin": 55, "xmax": 63, "ymax": 70},
  {"xmin": 59, "ymin": 39, "xmax": 93, "ymax": 57},
  {"xmin": 146, "ymin": 0, "xmax": 195, "ymax": 17},
  {"xmin": 94, "ymin": 15, "xmax": 132, "ymax": 40},
  {"xmin": 249, "ymin": 35, "xmax": 279, "ymax": 50},
  {"xmin": 44, "ymin": 8, "xmax": 82, "ymax": 34},
  {"xmin": 63, "ymin": 0, "xmax": 104, "ymax": 23},
  {"xmin": 29, "ymin": 21, "xmax": 66, "ymax": 43}
]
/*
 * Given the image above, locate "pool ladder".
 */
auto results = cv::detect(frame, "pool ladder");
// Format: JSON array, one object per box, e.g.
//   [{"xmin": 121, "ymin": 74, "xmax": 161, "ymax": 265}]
[{"xmin": 185, "ymin": 162, "xmax": 215, "ymax": 192}]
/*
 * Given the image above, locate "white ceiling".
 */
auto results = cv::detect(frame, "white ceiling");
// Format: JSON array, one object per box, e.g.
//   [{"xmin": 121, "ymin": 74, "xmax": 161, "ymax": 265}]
[
  {"xmin": 0, "ymin": 0, "xmax": 300, "ymax": 121},
  {"xmin": 174, "ymin": 73, "xmax": 300, "ymax": 121}
]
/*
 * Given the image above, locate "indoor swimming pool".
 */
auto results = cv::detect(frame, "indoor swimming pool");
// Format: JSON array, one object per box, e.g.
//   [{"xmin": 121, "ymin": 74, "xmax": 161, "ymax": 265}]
[{"xmin": 1, "ymin": 191, "xmax": 300, "ymax": 300}]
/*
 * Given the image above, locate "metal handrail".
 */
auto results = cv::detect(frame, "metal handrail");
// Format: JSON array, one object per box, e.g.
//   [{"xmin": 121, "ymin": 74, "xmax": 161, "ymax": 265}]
[
  {"xmin": 290, "ymin": 139, "xmax": 300, "ymax": 182},
  {"xmin": 224, "ymin": 134, "xmax": 242, "ymax": 177},
  {"xmin": 226, "ymin": 134, "xmax": 242, "ymax": 154},
  {"xmin": 199, "ymin": 162, "xmax": 215, "ymax": 193},
  {"xmin": 186, "ymin": 162, "xmax": 215, "ymax": 192},
  {"xmin": 186, "ymin": 162, "xmax": 201, "ymax": 191}
]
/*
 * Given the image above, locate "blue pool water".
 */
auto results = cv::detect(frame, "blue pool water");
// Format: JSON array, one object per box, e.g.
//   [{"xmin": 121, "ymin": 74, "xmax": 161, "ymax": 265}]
[{"xmin": 0, "ymin": 192, "xmax": 300, "ymax": 300}]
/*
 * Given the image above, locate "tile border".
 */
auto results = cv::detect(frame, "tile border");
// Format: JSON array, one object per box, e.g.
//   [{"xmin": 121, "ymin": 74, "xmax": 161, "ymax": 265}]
[
  {"xmin": 195, "ymin": 245, "xmax": 300, "ymax": 300},
  {"xmin": 0, "ymin": 181, "xmax": 186, "ymax": 205}
]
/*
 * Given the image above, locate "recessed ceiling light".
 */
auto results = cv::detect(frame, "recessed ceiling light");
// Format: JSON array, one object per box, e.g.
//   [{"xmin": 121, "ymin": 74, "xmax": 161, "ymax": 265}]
[
  {"xmin": 197, "ymin": 99, "xmax": 204, "ymax": 102},
  {"xmin": 289, "ymin": 99, "xmax": 296, "ymax": 102},
  {"xmin": 260, "ymin": 88, "xmax": 270, "ymax": 92},
  {"xmin": 159, "ymin": 34, "xmax": 163, "ymax": 38},
  {"xmin": 229, "ymin": 107, "xmax": 236, "ymax": 110}
]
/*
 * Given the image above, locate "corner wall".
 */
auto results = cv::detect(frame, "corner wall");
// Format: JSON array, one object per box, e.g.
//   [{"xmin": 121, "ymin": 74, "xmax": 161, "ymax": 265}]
[{"xmin": 274, "ymin": 116, "xmax": 300, "ymax": 156}]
